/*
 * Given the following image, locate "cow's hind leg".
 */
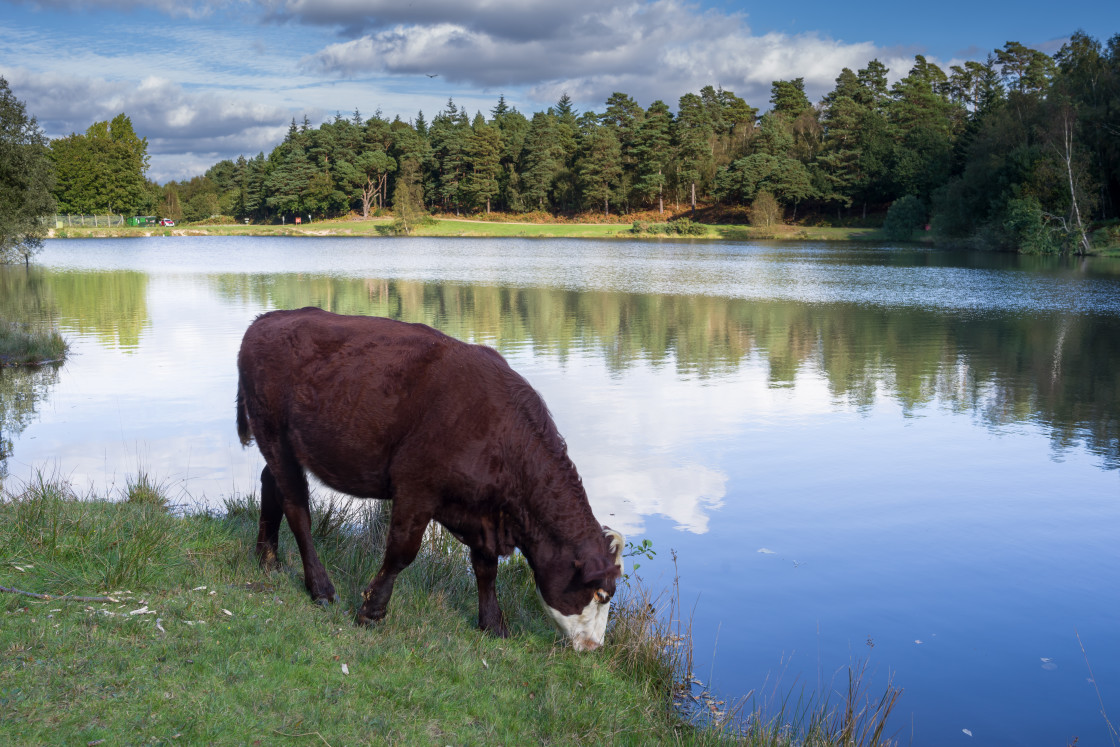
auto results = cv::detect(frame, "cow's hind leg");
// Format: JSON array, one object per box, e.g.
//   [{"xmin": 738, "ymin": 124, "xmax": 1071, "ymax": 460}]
[
  {"xmin": 266, "ymin": 451, "xmax": 338, "ymax": 605},
  {"xmin": 256, "ymin": 466, "xmax": 283, "ymax": 572},
  {"xmin": 470, "ymin": 547, "xmax": 509, "ymax": 638},
  {"xmin": 357, "ymin": 502, "xmax": 432, "ymax": 625}
]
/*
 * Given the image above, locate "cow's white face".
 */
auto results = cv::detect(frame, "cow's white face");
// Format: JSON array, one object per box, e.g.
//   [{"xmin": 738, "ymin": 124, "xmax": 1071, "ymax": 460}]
[
  {"xmin": 538, "ymin": 528, "xmax": 624, "ymax": 651},
  {"xmin": 540, "ymin": 590, "xmax": 614, "ymax": 651}
]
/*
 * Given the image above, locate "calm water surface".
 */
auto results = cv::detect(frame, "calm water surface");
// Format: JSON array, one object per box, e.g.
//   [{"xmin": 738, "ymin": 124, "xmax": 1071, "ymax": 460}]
[{"xmin": 2, "ymin": 236, "xmax": 1118, "ymax": 745}]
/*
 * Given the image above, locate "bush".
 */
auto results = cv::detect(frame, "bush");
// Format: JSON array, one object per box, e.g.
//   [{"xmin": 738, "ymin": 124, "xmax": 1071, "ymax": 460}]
[
  {"xmin": 630, "ymin": 218, "xmax": 707, "ymax": 237},
  {"xmin": 882, "ymin": 195, "xmax": 926, "ymax": 241},
  {"xmin": 748, "ymin": 191, "xmax": 782, "ymax": 228},
  {"xmin": 667, "ymin": 217, "xmax": 707, "ymax": 236},
  {"xmin": 1003, "ymin": 197, "xmax": 1059, "ymax": 254},
  {"xmin": 1091, "ymin": 221, "xmax": 1120, "ymax": 252}
]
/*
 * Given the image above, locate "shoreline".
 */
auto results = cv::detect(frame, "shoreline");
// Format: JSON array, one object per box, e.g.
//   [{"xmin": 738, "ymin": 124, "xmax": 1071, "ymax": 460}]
[
  {"xmin": 44, "ymin": 218, "xmax": 1120, "ymax": 255},
  {"xmin": 45, "ymin": 216, "xmax": 896, "ymax": 243}
]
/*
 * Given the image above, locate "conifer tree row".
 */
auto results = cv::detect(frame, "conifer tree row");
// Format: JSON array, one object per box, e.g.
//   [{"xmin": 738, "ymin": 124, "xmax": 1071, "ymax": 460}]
[{"xmin": 44, "ymin": 32, "xmax": 1120, "ymax": 253}]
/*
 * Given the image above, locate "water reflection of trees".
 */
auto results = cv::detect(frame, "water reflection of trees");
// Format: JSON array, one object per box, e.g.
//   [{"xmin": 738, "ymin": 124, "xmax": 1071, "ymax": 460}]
[
  {"xmin": 213, "ymin": 274, "xmax": 1119, "ymax": 468},
  {"xmin": 0, "ymin": 365, "xmax": 61, "ymax": 482},
  {"xmin": 0, "ymin": 265, "xmax": 149, "ymax": 349}
]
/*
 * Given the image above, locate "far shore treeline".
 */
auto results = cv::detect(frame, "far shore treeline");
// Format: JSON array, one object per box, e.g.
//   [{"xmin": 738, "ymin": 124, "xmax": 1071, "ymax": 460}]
[{"xmin": 7, "ymin": 32, "xmax": 1120, "ymax": 255}]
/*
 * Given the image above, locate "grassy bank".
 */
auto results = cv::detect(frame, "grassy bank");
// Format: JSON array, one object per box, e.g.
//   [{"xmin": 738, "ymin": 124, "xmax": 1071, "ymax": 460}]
[
  {"xmin": 0, "ymin": 474, "xmax": 902, "ymax": 745},
  {"xmin": 0, "ymin": 322, "xmax": 67, "ymax": 367},
  {"xmin": 46, "ymin": 217, "xmax": 888, "ymax": 243}
]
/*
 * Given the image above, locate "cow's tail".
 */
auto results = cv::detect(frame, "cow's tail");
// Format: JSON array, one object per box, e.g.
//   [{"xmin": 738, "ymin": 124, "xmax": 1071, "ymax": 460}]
[{"xmin": 236, "ymin": 377, "xmax": 253, "ymax": 447}]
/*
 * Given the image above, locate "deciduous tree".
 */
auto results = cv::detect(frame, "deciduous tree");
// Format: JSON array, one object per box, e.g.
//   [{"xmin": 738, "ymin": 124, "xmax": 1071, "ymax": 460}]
[{"xmin": 0, "ymin": 76, "xmax": 55, "ymax": 264}]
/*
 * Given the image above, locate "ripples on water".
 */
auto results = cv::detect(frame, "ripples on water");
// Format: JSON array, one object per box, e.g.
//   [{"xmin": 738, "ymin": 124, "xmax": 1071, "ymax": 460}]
[{"xmin": 2, "ymin": 236, "xmax": 1118, "ymax": 746}]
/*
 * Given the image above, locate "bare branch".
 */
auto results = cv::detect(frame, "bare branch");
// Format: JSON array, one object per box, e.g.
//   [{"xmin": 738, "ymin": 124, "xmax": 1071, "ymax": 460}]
[{"xmin": 1, "ymin": 585, "xmax": 120, "ymax": 603}]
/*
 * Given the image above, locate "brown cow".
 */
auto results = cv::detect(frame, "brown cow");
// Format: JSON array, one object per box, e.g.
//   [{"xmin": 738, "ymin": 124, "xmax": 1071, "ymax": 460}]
[{"xmin": 236, "ymin": 307, "xmax": 623, "ymax": 651}]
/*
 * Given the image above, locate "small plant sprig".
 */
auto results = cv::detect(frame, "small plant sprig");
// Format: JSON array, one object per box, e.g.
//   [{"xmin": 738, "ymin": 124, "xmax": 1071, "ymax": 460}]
[{"xmin": 623, "ymin": 538, "xmax": 656, "ymax": 578}]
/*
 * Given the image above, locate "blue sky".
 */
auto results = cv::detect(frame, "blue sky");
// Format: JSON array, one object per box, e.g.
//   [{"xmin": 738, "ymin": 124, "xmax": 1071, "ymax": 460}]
[{"xmin": 1, "ymin": 0, "xmax": 1116, "ymax": 182}]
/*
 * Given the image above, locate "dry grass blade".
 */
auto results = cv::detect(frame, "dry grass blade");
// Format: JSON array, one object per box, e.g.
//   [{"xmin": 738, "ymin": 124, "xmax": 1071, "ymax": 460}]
[{"xmin": 1076, "ymin": 629, "xmax": 1119, "ymax": 747}]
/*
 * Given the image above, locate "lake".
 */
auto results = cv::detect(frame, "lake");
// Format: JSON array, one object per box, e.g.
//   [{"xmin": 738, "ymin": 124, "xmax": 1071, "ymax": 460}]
[{"xmin": 2, "ymin": 236, "xmax": 1118, "ymax": 745}]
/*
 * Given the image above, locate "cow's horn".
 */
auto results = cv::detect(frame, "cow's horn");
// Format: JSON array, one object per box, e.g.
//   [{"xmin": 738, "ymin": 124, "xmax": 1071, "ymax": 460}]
[{"xmin": 602, "ymin": 526, "xmax": 625, "ymax": 569}]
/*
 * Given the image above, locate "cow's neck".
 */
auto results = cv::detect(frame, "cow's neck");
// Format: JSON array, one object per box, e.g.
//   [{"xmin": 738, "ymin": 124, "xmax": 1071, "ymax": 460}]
[{"xmin": 506, "ymin": 442, "xmax": 602, "ymax": 570}]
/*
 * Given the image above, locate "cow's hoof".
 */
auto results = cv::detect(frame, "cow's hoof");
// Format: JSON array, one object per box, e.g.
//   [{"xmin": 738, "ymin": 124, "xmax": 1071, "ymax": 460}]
[
  {"xmin": 356, "ymin": 607, "xmax": 386, "ymax": 626},
  {"xmin": 306, "ymin": 578, "xmax": 338, "ymax": 604},
  {"xmin": 256, "ymin": 549, "xmax": 281, "ymax": 573},
  {"xmin": 480, "ymin": 620, "xmax": 510, "ymax": 638}
]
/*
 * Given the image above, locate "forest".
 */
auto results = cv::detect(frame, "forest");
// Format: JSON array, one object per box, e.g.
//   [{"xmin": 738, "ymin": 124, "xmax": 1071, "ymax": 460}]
[{"xmin": 40, "ymin": 32, "xmax": 1120, "ymax": 253}]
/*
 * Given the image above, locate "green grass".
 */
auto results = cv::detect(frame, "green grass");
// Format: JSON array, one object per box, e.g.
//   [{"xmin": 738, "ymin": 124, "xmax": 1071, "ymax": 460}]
[
  {"xmin": 0, "ymin": 474, "xmax": 903, "ymax": 745},
  {"xmin": 0, "ymin": 322, "xmax": 68, "ymax": 366}
]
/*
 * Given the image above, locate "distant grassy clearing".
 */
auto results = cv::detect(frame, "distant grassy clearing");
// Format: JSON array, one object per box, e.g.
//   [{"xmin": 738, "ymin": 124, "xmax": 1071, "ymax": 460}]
[{"xmin": 47, "ymin": 217, "xmax": 893, "ymax": 242}]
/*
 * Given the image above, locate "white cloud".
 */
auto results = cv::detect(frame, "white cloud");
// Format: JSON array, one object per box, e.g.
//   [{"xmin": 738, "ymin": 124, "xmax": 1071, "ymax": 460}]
[
  {"xmin": 7, "ymin": 0, "xmax": 233, "ymax": 18},
  {"xmin": 300, "ymin": 0, "xmax": 920, "ymax": 108},
  {"xmin": 263, "ymin": 0, "xmax": 607, "ymax": 40},
  {"xmin": 1, "ymin": 68, "xmax": 290, "ymax": 181}
]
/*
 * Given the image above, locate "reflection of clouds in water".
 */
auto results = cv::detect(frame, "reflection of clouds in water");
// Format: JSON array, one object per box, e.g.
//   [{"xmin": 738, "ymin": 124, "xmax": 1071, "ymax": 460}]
[
  {"xmin": 585, "ymin": 463, "xmax": 727, "ymax": 535},
  {"xmin": 518, "ymin": 350, "xmax": 815, "ymax": 538}
]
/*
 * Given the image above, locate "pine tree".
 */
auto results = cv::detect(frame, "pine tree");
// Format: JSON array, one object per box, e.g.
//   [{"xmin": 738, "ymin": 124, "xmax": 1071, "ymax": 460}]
[
  {"xmin": 520, "ymin": 112, "xmax": 562, "ymax": 211},
  {"xmin": 674, "ymin": 93, "xmax": 712, "ymax": 212},
  {"xmin": 577, "ymin": 122, "xmax": 623, "ymax": 216},
  {"xmin": 464, "ymin": 116, "xmax": 502, "ymax": 214},
  {"xmin": 632, "ymin": 100, "xmax": 673, "ymax": 213}
]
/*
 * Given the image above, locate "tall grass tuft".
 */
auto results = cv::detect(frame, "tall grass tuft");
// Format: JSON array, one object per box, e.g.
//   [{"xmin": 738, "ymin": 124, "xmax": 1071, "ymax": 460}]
[
  {"xmin": 0, "ymin": 321, "xmax": 68, "ymax": 366},
  {"xmin": 4, "ymin": 471, "xmax": 181, "ymax": 592},
  {"xmin": 122, "ymin": 470, "xmax": 170, "ymax": 509}
]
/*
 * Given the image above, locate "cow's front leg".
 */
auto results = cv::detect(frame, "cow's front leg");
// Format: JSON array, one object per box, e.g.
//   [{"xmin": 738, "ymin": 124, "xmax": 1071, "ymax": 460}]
[
  {"xmin": 470, "ymin": 546, "xmax": 508, "ymax": 637},
  {"xmin": 357, "ymin": 503, "xmax": 432, "ymax": 625}
]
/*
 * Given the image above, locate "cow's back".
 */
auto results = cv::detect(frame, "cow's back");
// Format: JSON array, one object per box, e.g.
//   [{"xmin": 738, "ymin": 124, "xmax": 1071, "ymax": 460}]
[{"xmin": 238, "ymin": 308, "xmax": 508, "ymax": 498}]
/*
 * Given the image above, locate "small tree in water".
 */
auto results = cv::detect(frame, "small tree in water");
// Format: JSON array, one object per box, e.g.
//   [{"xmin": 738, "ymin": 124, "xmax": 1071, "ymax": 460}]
[{"xmin": 0, "ymin": 76, "xmax": 56, "ymax": 266}]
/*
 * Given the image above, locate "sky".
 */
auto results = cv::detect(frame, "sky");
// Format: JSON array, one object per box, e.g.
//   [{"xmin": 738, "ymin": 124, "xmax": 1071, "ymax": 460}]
[{"xmin": 1, "ymin": 0, "xmax": 1117, "ymax": 183}]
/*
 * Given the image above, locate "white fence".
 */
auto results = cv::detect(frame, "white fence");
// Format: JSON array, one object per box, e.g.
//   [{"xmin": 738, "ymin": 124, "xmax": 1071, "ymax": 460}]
[{"xmin": 54, "ymin": 214, "xmax": 125, "ymax": 228}]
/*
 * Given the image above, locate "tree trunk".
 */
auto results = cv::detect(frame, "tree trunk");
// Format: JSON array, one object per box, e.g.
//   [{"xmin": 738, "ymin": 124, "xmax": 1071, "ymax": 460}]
[
  {"xmin": 1061, "ymin": 113, "xmax": 1092, "ymax": 254},
  {"xmin": 604, "ymin": 193, "xmax": 609, "ymax": 217},
  {"xmin": 486, "ymin": 198, "xmax": 490, "ymax": 215},
  {"xmin": 690, "ymin": 182, "xmax": 696, "ymax": 215}
]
